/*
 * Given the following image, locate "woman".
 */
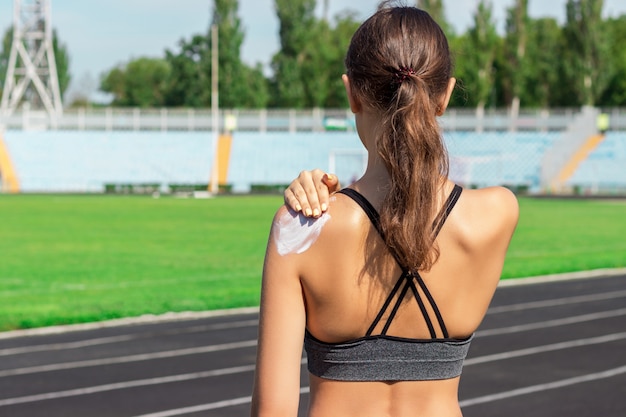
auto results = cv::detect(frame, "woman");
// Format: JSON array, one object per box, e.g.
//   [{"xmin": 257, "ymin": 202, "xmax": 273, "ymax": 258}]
[{"xmin": 251, "ymin": 3, "xmax": 519, "ymax": 417}]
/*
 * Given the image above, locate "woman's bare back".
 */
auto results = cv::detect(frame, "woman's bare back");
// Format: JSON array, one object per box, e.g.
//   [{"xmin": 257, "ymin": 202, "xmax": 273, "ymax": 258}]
[{"xmin": 299, "ymin": 183, "xmax": 518, "ymax": 416}]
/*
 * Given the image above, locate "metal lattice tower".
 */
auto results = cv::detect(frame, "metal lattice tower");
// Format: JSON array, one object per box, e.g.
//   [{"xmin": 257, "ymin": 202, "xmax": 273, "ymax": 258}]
[{"xmin": 0, "ymin": 0, "xmax": 63, "ymax": 123}]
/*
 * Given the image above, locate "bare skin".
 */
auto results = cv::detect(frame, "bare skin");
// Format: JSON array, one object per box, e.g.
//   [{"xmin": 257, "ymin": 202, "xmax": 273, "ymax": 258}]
[
  {"xmin": 251, "ymin": 75, "xmax": 519, "ymax": 417},
  {"xmin": 284, "ymin": 169, "xmax": 341, "ymax": 218}
]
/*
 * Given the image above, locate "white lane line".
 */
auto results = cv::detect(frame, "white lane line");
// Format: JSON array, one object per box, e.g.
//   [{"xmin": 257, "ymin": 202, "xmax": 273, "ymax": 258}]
[
  {"xmin": 465, "ymin": 331, "xmax": 626, "ymax": 366},
  {"xmin": 182, "ymin": 319, "xmax": 258, "ymax": 333},
  {"xmin": 4, "ymin": 308, "xmax": 624, "ymax": 377},
  {"xmin": 496, "ymin": 268, "xmax": 626, "ymax": 287},
  {"xmin": 3, "ymin": 290, "xmax": 622, "ymax": 357},
  {"xmin": 477, "ymin": 308, "xmax": 626, "ymax": 337},
  {"xmin": 4, "ymin": 289, "xmax": 623, "ymax": 357},
  {"xmin": 0, "ymin": 335, "xmax": 138, "ymax": 357},
  {"xmin": 0, "ymin": 365, "xmax": 256, "ymax": 407},
  {"xmin": 1, "ymin": 274, "xmax": 621, "ymax": 352},
  {"xmin": 1, "ymin": 291, "xmax": 620, "ymax": 357},
  {"xmin": 132, "ymin": 387, "xmax": 311, "ymax": 417},
  {"xmin": 129, "ymin": 364, "xmax": 626, "ymax": 415},
  {"xmin": 487, "ymin": 290, "xmax": 626, "ymax": 314},
  {"xmin": 0, "ymin": 320, "xmax": 259, "ymax": 357},
  {"xmin": 0, "ymin": 360, "xmax": 308, "ymax": 408},
  {"xmin": 0, "ymin": 339, "xmax": 257, "ymax": 378},
  {"xmin": 1, "ymin": 268, "xmax": 622, "ymax": 341},
  {"xmin": 132, "ymin": 364, "xmax": 626, "ymax": 415},
  {"xmin": 459, "ymin": 365, "xmax": 626, "ymax": 408},
  {"xmin": 135, "ymin": 396, "xmax": 252, "ymax": 417},
  {"xmin": 4, "ymin": 329, "xmax": 625, "ymax": 408},
  {"xmin": 0, "ymin": 307, "xmax": 260, "ymax": 340}
]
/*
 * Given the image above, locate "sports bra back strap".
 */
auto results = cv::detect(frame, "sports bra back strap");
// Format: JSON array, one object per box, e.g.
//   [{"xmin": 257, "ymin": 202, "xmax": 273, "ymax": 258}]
[
  {"xmin": 365, "ymin": 273, "xmax": 405, "ymax": 336},
  {"xmin": 339, "ymin": 185, "xmax": 463, "ymax": 242},
  {"xmin": 380, "ymin": 275, "xmax": 412, "ymax": 336},
  {"xmin": 337, "ymin": 188, "xmax": 383, "ymax": 236},
  {"xmin": 414, "ymin": 272, "xmax": 449, "ymax": 338},
  {"xmin": 406, "ymin": 275, "xmax": 438, "ymax": 338},
  {"xmin": 338, "ymin": 188, "xmax": 406, "ymax": 269},
  {"xmin": 338, "ymin": 185, "xmax": 461, "ymax": 339},
  {"xmin": 433, "ymin": 184, "xmax": 463, "ymax": 238}
]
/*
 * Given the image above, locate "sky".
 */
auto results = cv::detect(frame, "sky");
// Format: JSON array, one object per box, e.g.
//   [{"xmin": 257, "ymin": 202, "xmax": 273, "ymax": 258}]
[{"xmin": 1, "ymin": 0, "xmax": 625, "ymax": 101}]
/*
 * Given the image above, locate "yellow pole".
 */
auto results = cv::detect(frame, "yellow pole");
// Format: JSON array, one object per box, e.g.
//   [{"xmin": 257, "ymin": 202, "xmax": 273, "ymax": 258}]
[{"xmin": 0, "ymin": 131, "xmax": 20, "ymax": 193}]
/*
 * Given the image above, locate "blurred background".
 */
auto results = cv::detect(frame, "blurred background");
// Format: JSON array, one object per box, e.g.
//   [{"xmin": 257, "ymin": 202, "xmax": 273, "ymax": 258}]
[
  {"xmin": 1, "ymin": 3, "xmax": 624, "ymax": 416},
  {"xmin": 0, "ymin": 0, "xmax": 625, "ymax": 197}
]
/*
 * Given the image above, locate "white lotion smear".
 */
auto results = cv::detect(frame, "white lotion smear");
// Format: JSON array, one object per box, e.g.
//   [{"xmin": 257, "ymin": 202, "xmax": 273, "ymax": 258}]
[{"xmin": 274, "ymin": 209, "xmax": 331, "ymax": 256}]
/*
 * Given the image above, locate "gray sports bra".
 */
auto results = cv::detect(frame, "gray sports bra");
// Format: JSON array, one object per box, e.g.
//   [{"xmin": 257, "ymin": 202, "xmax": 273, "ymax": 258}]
[{"xmin": 304, "ymin": 185, "xmax": 473, "ymax": 382}]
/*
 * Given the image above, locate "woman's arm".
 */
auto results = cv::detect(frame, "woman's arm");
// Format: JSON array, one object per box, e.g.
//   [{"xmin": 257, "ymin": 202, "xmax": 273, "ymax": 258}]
[
  {"xmin": 251, "ymin": 207, "xmax": 307, "ymax": 417},
  {"xmin": 284, "ymin": 169, "xmax": 340, "ymax": 218}
]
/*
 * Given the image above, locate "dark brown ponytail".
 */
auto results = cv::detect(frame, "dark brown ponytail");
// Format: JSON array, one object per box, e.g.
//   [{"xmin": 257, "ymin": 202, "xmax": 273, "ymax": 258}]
[{"xmin": 346, "ymin": 3, "xmax": 452, "ymax": 271}]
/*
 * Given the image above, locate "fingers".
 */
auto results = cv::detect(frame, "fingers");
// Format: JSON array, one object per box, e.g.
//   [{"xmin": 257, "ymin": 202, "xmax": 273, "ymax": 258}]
[
  {"xmin": 308, "ymin": 169, "xmax": 329, "ymax": 217},
  {"xmin": 302, "ymin": 169, "xmax": 325, "ymax": 217},
  {"xmin": 284, "ymin": 170, "xmax": 316, "ymax": 217},
  {"xmin": 322, "ymin": 173, "xmax": 341, "ymax": 193},
  {"xmin": 284, "ymin": 186, "xmax": 303, "ymax": 213},
  {"xmin": 283, "ymin": 170, "xmax": 337, "ymax": 218}
]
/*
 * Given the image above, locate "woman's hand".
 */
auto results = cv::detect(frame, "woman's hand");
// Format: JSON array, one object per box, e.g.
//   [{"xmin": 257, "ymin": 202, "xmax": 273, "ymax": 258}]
[{"xmin": 284, "ymin": 169, "xmax": 340, "ymax": 218}]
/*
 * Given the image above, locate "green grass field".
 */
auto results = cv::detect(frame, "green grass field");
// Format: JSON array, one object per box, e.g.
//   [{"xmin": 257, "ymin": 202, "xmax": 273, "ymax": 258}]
[{"xmin": 0, "ymin": 194, "xmax": 624, "ymax": 331}]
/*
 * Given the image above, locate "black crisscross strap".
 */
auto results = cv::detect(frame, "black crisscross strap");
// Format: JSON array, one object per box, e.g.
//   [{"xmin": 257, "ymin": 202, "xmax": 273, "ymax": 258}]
[{"xmin": 337, "ymin": 185, "xmax": 462, "ymax": 339}]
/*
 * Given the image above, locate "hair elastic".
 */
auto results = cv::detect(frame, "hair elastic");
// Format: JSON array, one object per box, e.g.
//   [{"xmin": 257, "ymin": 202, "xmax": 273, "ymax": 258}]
[{"xmin": 394, "ymin": 66, "xmax": 416, "ymax": 84}]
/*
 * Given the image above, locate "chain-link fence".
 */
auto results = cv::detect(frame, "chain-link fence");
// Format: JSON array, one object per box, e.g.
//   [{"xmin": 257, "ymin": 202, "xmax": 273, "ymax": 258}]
[{"xmin": 1, "ymin": 108, "xmax": 625, "ymax": 195}]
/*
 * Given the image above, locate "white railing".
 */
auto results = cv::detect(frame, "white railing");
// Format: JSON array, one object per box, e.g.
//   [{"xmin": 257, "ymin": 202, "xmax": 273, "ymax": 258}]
[{"xmin": 2, "ymin": 106, "xmax": 626, "ymax": 133}]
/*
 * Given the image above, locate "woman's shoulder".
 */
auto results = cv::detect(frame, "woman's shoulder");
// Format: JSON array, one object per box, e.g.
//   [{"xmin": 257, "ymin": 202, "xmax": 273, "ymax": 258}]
[
  {"xmin": 461, "ymin": 185, "xmax": 519, "ymax": 216},
  {"xmin": 269, "ymin": 192, "xmax": 367, "ymax": 257},
  {"xmin": 454, "ymin": 185, "xmax": 519, "ymax": 246}
]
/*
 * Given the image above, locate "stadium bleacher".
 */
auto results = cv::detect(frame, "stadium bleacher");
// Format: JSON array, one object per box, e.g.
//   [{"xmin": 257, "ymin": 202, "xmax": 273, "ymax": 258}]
[
  {"xmin": 3, "ymin": 131, "xmax": 212, "ymax": 192},
  {"xmin": 567, "ymin": 132, "xmax": 626, "ymax": 192},
  {"xmin": 445, "ymin": 131, "xmax": 559, "ymax": 191},
  {"xmin": 1, "ymin": 129, "xmax": 624, "ymax": 194}
]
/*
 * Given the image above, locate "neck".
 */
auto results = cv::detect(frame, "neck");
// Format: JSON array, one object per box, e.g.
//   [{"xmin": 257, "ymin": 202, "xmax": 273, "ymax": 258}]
[{"xmin": 351, "ymin": 109, "xmax": 391, "ymax": 206}]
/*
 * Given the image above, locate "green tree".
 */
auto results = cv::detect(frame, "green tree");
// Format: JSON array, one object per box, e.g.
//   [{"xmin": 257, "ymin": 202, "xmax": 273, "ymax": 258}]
[
  {"xmin": 524, "ymin": 18, "xmax": 563, "ymax": 107},
  {"xmin": 52, "ymin": 29, "xmax": 71, "ymax": 98},
  {"xmin": 298, "ymin": 10, "xmax": 356, "ymax": 108},
  {"xmin": 563, "ymin": 0, "xmax": 610, "ymax": 106},
  {"xmin": 164, "ymin": 0, "xmax": 268, "ymax": 109},
  {"xmin": 164, "ymin": 35, "xmax": 210, "ymax": 107},
  {"xmin": 598, "ymin": 15, "xmax": 626, "ymax": 106},
  {"xmin": 100, "ymin": 67, "xmax": 126, "ymax": 104},
  {"xmin": 0, "ymin": 28, "xmax": 11, "ymax": 99},
  {"xmin": 213, "ymin": 0, "xmax": 244, "ymax": 108},
  {"xmin": 241, "ymin": 63, "xmax": 269, "ymax": 108},
  {"xmin": 465, "ymin": 0, "xmax": 499, "ymax": 112},
  {"xmin": 100, "ymin": 57, "xmax": 171, "ymax": 107},
  {"xmin": 503, "ymin": 0, "xmax": 529, "ymax": 113},
  {"xmin": 300, "ymin": 17, "xmax": 332, "ymax": 107},
  {"xmin": 270, "ymin": 0, "xmax": 316, "ymax": 108},
  {"xmin": 323, "ymin": 10, "xmax": 360, "ymax": 108},
  {"xmin": 448, "ymin": 33, "xmax": 470, "ymax": 107},
  {"xmin": 125, "ymin": 58, "xmax": 170, "ymax": 107}
]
